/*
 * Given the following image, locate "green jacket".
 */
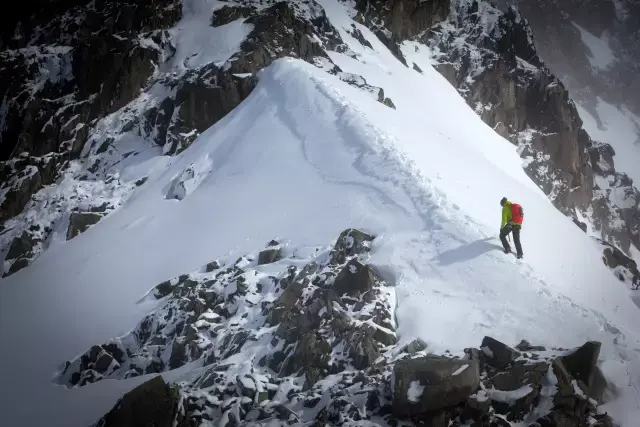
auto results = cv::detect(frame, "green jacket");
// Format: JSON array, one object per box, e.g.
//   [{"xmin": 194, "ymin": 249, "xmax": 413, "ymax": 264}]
[{"xmin": 501, "ymin": 201, "xmax": 513, "ymax": 229}]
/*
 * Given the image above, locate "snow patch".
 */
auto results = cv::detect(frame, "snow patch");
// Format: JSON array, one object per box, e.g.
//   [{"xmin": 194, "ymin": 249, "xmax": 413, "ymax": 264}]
[{"xmin": 407, "ymin": 380, "xmax": 424, "ymax": 403}]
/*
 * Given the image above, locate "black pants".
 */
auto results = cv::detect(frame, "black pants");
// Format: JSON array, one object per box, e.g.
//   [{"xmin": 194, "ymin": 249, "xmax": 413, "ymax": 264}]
[{"xmin": 500, "ymin": 224, "xmax": 523, "ymax": 256}]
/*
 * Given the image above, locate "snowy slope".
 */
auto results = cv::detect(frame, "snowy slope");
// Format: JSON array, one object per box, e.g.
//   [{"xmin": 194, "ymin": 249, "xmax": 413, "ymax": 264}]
[{"xmin": 1, "ymin": 1, "xmax": 640, "ymax": 426}]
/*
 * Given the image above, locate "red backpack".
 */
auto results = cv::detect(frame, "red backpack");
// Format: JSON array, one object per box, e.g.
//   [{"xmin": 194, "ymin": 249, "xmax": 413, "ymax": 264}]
[{"xmin": 511, "ymin": 203, "xmax": 524, "ymax": 224}]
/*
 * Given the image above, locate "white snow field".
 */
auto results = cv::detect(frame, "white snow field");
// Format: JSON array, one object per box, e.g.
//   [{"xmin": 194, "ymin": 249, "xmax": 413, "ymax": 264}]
[{"xmin": 1, "ymin": 1, "xmax": 640, "ymax": 426}]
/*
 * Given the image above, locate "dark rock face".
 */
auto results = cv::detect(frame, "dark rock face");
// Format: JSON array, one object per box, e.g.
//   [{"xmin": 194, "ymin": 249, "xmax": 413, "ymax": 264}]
[
  {"xmin": 596, "ymin": 238, "xmax": 640, "ymax": 284},
  {"xmin": 155, "ymin": 65, "xmax": 258, "ymax": 155},
  {"xmin": 228, "ymin": 1, "xmax": 341, "ymax": 74},
  {"xmin": 211, "ymin": 5, "xmax": 255, "ymax": 27},
  {"xmin": 91, "ymin": 375, "xmax": 183, "ymax": 427},
  {"xmin": 392, "ymin": 357, "xmax": 480, "ymax": 415},
  {"xmin": 0, "ymin": 0, "xmax": 180, "ymax": 218},
  {"xmin": 390, "ymin": 336, "xmax": 613, "ymax": 427},
  {"xmin": 502, "ymin": 0, "xmax": 640, "ymax": 120},
  {"xmin": 3, "ymin": 225, "xmax": 52, "ymax": 277},
  {"xmin": 354, "ymin": 0, "xmax": 450, "ymax": 42},
  {"xmin": 258, "ymin": 247, "xmax": 282, "ymax": 265},
  {"xmin": 66, "ymin": 212, "xmax": 103, "ymax": 240},
  {"xmin": 481, "ymin": 336, "xmax": 521, "ymax": 369}
]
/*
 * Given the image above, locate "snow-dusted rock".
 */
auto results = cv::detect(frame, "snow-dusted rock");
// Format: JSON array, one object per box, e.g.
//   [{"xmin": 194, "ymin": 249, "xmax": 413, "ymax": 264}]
[
  {"xmin": 481, "ymin": 335, "xmax": 521, "ymax": 369},
  {"xmin": 92, "ymin": 375, "xmax": 182, "ymax": 427},
  {"xmin": 392, "ymin": 356, "xmax": 480, "ymax": 415}
]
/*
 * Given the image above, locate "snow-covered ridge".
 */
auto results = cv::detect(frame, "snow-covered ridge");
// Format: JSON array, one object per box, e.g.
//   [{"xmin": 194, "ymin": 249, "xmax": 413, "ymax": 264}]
[
  {"xmin": 0, "ymin": 0, "xmax": 400, "ymax": 277},
  {"xmin": 1, "ymin": 0, "xmax": 640, "ymax": 426}
]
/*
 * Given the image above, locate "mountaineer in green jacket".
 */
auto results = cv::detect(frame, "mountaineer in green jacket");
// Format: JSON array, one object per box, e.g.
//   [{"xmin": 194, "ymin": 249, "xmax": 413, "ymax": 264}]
[{"xmin": 500, "ymin": 197, "xmax": 524, "ymax": 259}]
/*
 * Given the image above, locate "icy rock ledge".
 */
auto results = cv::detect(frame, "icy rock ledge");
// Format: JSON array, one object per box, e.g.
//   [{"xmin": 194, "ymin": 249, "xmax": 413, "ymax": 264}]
[{"xmin": 54, "ymin": 229, "xmax": 616, "ymax": 427}]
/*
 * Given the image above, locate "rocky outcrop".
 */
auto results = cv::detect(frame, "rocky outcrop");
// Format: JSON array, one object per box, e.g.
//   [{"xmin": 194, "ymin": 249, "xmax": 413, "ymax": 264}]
[
  {"xmin": 392, "ymin": 357, "xmax": 480, "ymax": 415},
  {"xmin": 0, "ymin": 0, "xmax": 180, "ymax": 216},
  {"xmin": 152, "ymin": 65, "xmax": 258, "ymax": 155},
  {"xmin": 55, "ymin": 230, "xmax": 615, "ymax": 427},
  {"xmin": 356, "ymin": 0, "xmax": 450, "ymax": 41},
  {"xmin": 504, "ymin": 0, "xmax": 640, "ymax": 119},
  {"xmin": 596, "ymin": 237, "xmax": 640, "ymax": 284},
  {"xmin": 91, "ymin": 375, "xmax": 184, "ymax": 427},
  {"xmin": 55, "ymin": 229, "xmax": 396, "ymax": 392},
  {"xmin": 2, "ymin": 225, "xmax": 52, "ymax": 277},
  {"xmin": 66, "ymin": 211, "xmax": 104, "ymax": 240},
  {"xmin": 0, "ymin": 0, "xmax": 181, "ymax": 275},
  {"xmin": 227, "ymin": 1, "xmax": 341, "ymax": 74}
]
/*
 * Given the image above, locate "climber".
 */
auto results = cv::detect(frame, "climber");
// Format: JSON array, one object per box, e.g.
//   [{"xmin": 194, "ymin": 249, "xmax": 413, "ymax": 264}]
[
  {"xmin": 500, "ymin": 197, "xmax": 524, "ymax": 259},
  {"xmin": 632, "ymin": 274, "xmax": 640, "ymax": 290}
]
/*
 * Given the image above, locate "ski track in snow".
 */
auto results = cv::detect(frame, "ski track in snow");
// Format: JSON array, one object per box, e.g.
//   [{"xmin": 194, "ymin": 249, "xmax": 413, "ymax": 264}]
[{"xmin": 1, "ymin": 1, "xmax": 640, "ymax": 426}]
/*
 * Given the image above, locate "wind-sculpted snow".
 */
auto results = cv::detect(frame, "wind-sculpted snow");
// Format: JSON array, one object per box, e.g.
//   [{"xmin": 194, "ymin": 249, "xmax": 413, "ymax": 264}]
[{"xmin": 2, "ymin": 1, "xmax": 640, "ymax": 426}]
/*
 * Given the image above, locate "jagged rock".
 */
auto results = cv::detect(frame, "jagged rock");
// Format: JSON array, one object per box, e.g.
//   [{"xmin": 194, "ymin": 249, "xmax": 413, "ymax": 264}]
[
  {"xmin": 392, "ymin": 357, "xmax": 480, "ymax": 416},
  {"xmin": 67, "ymin": 212, "xmax": 103, "ymax": 240},
  {"xmin": 515, "ymin": 340, "xmax": 546, "ymax": 352},
  {"xmin": 333, "ymin": 259, "xmax": 379, "ymax": 297},
  {"xmin": 330, "ymin": 228, "xmax": 374, "ymax": 264},
  {"xmin": 348, "ymin": 326, "xmax": 380, "ymax": 369},
  {"xmin": 228, "ymin": 2, "xmax": 341, "ymax": 74},
  {"xmin": 280, "ymin": 333, "xmax": 331, "ymax": 387},
  {"xmin": 2, "ymin": 227, "xmax": 51, "ymax": 277},
  {"xmin": 354, "ymin": 0, "xmax": 450, "ymax": 41},
  {"xmin": 488, "ymin": 362, "xmax": 549, "ymax": 421},
  {"xmin": 205, "ymin": 261, "xmax": 220, "ymax": 272},
  {"xmin": 5, "ymin": 230, "xmax": 36, "ymax": 261},
  {"xmin": 258, "ymin": 248, "xmax": 282, "ymax": 265},
  {"xmin": 600, "ymin": 243, "xmax": 639, "ymax": 277},
  {"xmin": 403, "ymin": 338, "xmax": 428, "ymax": 355},
  {"xmin": 163, "ymin": 66, "xmax": 258, "ymax": 154},
  {"xmin": 93, "ymin": 376, "xmax": 182, "ymax": 427},
  {"xmin": 211, "ymin": 5, "xmax": 255, "ymax": 27},
  {"xmin": 481, "ymin": 336, "xmax": 520, "ymax": 369},
  {"xmin": 573, "ymin": 218, "xmax": 588, "ymax": 233},
  {"xmin": 560, "ymin": 341, "xmax": 601, "ymax": 394}
]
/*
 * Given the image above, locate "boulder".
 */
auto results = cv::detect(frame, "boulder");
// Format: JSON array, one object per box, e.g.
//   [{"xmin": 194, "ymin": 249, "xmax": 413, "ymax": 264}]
[
  {"xmin": 258, "ymin": 248, "xmax": 281, "ymax": 265},
  {"xmin": 403, "ymin": 338, "xmax": 428, "ymax": 355},
  {"xmin": 488, "ymin": 362, "xmax": 549, "ymax": 421},
  {"xmin": 392, "ymin": 357, "xmax": 480, "ymax": 416},
  {"xmin": 560, "ymin": 341, "xmax": 601, "ymax": 392},
  {"xmin": 601, "ymin": 244, "xmax": 639, "ymax": 277},
  {"xmin": 5, "ymin": 230, "xmax": 36, "ymax": 261},
  {"xmin": 332, "ymin": 259, "xmax": 378, "ymax": 297},
  {"xmin": 93, "ymin": 375, "xmax": 181, "ymax": 427},
  {"xmin": 67, "ymin": 212, "xmax": 103, "ymax": 240},
  {"xmin": 280, "ymin": 333, "xmax": 331, "ymax": 388},
  {"xmin": 515, "ymin": 340, "xmax": 546, "ymax": 352},
  {"xmin": 481, "ymin": 336, "xmax": 520, "ymax": 369},
  {"xmin": 348, "ymin": 326, "xmax": 380, "ymax": 370},
  {"xmin": 330, "ymin": 228, "xmax": 374, "ymax": 265}
]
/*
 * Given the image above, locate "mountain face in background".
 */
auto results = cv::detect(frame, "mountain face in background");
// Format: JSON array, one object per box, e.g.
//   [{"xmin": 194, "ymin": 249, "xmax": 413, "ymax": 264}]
[
  {"xmin": 0, "ymin": 1, "xmax": 640, "ymax": 426},
  {"xmin": 500, "ymin": 0, "xmax": 640, "ymax": 152}
]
